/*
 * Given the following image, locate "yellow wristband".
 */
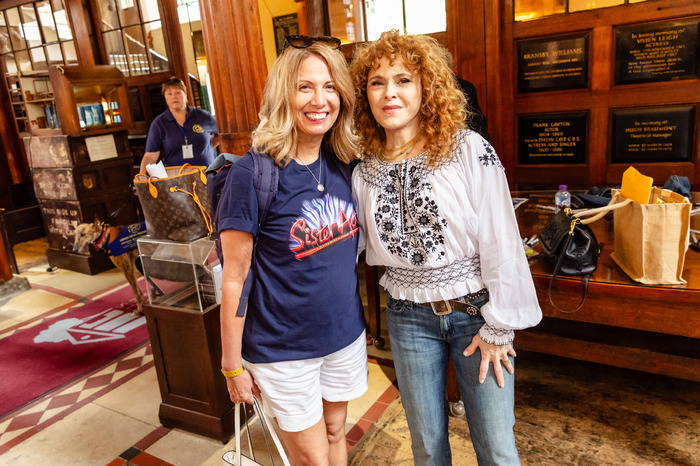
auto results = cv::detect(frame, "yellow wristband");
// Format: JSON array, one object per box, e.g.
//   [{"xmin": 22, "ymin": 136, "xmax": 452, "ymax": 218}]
[{"xmin": 221, "ymin": 366, "xmax": 245, "ymax": 378}]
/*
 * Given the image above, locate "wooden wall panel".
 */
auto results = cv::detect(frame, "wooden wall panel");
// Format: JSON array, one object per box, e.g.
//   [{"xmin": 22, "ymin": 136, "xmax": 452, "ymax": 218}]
[{"xmin": 506, "ymin": 0, "xmax": 700, "ymax": 189}]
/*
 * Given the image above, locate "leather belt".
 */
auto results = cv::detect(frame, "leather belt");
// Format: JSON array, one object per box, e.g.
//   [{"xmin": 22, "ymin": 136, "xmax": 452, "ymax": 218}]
[{"xmin": 427, "ymin": 288, "xmax": 489, "ymax": 316}]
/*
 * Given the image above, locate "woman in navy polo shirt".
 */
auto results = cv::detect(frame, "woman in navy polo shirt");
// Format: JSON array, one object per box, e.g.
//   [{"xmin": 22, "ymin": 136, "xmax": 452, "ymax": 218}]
[
  {"xmin": 139, "ymin": 77, "xmax": 218, "ymax": 172},
  {"xmin": 217, "ymin": 36, "xmax": 367, "ymax": 465}
]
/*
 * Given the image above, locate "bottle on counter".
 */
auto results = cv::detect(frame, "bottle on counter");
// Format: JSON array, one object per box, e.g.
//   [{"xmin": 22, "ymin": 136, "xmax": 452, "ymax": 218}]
[{"xmin": 555, "ymin": 184, "xmax": 571, "ymax": 212}]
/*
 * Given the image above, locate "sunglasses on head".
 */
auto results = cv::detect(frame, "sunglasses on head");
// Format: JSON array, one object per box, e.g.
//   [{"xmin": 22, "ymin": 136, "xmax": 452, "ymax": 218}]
[
  {"xmin": 283, "ymin": 35, "xmax": 341, "ymax": 52},
  {"xmin": 165, "ymin": 77, "xmax": 183, "ymax": 85}
]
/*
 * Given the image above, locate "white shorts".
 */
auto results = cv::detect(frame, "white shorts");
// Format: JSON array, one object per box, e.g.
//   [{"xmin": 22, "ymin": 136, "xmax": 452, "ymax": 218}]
[{"xmin": 244, "ymin": 331, "xmax": 368, "ymax": 433}]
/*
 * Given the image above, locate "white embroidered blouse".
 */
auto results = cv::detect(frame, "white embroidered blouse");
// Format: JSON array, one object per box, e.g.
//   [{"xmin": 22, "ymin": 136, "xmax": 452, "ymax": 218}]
[{"xmin": 352, "ymin": 130, "xmax": 542, "ymax": 345}]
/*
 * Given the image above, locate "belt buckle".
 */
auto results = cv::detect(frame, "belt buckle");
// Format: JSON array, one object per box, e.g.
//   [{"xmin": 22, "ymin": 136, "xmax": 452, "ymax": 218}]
[{"xmin": 430, "ymin": 300, "xmax": 452, "ymax": 316}]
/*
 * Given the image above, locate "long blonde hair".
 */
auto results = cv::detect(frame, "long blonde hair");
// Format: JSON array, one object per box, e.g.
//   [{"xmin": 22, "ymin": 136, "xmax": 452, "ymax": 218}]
[
  {"xmin": 252, "ymin": 42, "xmax": 359, "ymax": 166},
  {"xmin": 350, "ymin": 30, "xmax": 468, "ymax": 166}
]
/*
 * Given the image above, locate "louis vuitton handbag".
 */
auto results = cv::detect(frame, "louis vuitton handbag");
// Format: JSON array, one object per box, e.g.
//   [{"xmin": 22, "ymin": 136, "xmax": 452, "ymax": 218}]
[{"xmin": 134, "ymin": 165, "xmax": 214, "ymax": 242}]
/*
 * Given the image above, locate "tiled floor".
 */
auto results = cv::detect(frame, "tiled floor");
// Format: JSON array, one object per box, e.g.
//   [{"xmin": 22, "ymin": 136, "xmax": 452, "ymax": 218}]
[{"xmin": 0, "ymin": 239, "xmax": 398, "ymax": 465}]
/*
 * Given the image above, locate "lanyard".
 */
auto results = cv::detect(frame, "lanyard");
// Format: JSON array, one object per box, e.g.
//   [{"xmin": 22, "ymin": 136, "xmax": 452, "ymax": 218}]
[{"xmin": 177, "ymin": 121, "xmax": 188, "ymax": 145}]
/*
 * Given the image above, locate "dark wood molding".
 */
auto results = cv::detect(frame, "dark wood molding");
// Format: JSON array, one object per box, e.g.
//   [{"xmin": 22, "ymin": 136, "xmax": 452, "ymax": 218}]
[
  {"xmin": 513, "ymin": 0, "xmax": 700, "ymax": 39},
  {"xmin": 0, "ymin": 64, "xmax": 29, "ymax": 185},
  {"xmin": 85, "ymin": 0, "xmax": 108, "ymax": 64},
  {"xmin": 64, "ymin": 0, "xmax": 96, "ymax": 66},
  {"xmin": 156, "ymin": 0, "xmax": 193, "ymax": 104}
]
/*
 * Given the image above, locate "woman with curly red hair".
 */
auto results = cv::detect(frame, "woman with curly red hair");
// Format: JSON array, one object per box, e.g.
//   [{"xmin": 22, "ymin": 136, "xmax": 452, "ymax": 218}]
[{"xmin": 350, "ymin": 30, "xmax": 542, "ymax": 465}]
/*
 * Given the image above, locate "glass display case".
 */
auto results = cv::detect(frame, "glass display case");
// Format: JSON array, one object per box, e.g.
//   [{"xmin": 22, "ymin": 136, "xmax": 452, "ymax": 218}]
[
  {"xmin": 137, "ymin": 236, "xmax": 219, "ymax": 312},
  {"xmin": 49, "ymin": 64, "xmax": 132, "ymax": 137}
]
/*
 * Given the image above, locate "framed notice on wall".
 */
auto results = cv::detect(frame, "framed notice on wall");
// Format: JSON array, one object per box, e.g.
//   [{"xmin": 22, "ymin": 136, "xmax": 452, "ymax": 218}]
[
  {"xmin": 273, "ymin": 14, "xmax": 299, "ymax": 56},
  {"xmin": 517, "ymin": 34, "xmax": 588, "ymax": 93},
  {"xmin": 615, "ymin": 18, "xmax": 699, "ymax": 85},
  {"xmin": 611, "ymin": 106, "xmax": 695, "ymax": 163},
  {"xmin": 518, "ymin": 113, "xmax": 587, "ymax": 164}
]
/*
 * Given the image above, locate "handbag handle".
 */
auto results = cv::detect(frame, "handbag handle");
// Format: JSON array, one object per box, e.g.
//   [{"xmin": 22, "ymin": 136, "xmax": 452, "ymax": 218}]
[
  {"xmin": 234, "ymin": 398, "xmax": 290, "ymax": 466},
  {"xmin": 574, "ymin": 197, "xmax": 633, "ymax": 225},
  {"xmin": 547, "ymin": 229, "xmax": 588, "ymax": 314},
  {"xmin": 544, "ymin": 198, "xmax": 631, "ymax": 313},
  {"xmin": 168, "ymin": 181, "xmax": 214, "ymax": 235}
]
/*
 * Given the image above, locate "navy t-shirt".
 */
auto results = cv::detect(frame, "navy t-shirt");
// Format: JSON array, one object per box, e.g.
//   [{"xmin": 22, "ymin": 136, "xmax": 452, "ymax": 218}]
[
  {"xmin": 145, "ymin": 106, "xmax": 217, "ymax": 167},
  {"xmin": 217, "ymin": 149, "xmax": 365, "ymax": 363}
]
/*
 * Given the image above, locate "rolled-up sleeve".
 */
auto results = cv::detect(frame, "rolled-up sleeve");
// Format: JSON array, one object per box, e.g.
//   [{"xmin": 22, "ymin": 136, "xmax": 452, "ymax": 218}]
[{"xmin": 217, "ymin": 154, "xmax": 259, "ymax": 236}]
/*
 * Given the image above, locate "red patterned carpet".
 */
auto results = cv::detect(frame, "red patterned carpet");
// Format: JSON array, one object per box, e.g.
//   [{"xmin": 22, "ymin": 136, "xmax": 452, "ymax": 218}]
[{"xmin": 0, "ymin": 285, "xmax": 148, "ymax": 418}]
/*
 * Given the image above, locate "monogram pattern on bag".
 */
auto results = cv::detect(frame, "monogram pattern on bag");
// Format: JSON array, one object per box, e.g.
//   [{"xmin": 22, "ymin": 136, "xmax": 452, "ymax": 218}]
[
  {"xmin": 136, "ymin": 168, "xmax": 213, "ymax": 242},
  {"xmin": 384, "ymin": 255, "xmax": 481, "ymax": 290}
]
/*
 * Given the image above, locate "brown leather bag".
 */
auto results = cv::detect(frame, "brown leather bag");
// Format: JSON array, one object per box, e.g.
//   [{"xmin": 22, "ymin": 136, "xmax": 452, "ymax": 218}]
[{"xmin": 134, "ymin": 165, "xmax": 214, "ymax": 242}]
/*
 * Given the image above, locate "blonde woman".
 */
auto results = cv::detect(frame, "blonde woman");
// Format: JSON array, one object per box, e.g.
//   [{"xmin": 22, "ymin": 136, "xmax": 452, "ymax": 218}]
[
  {"xmin": 351, "ymin": 31, "xmax": 542, "ymax": 465},
  {"xmin": 218, "ymin": 36, "xmax": 367, "ymax": 465}
]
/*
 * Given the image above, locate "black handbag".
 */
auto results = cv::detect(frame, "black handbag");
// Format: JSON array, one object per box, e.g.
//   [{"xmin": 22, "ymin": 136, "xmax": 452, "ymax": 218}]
[{"xmin": 539, "ymin": 209, "xmax": 601, "ymax": 313}]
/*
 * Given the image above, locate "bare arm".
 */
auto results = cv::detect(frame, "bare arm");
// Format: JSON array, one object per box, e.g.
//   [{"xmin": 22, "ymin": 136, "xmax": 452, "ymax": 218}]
[
  {"xmin": 139, "ymin": 151, "xmax": 161, "ymax": 174},
  {"xmin": 219, "ymin": 229, "xmax": 258, "ymax": 404}
]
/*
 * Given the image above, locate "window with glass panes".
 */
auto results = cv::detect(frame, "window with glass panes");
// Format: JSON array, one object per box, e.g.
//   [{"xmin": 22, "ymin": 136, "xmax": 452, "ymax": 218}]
[
  {"xmin": 327, "ymin": 0, "xmax": 446, "ymax": 44},
  {"xmin": 515, "ymin": 0, "xmax": 650, "ymax": 22},
  {"xmin": 0, "ymin": 0, "xmax": 77, "ymax": 77},
  {"xmin": 95, "ymin": 0, "xmax": 168, "ymax": 76}
]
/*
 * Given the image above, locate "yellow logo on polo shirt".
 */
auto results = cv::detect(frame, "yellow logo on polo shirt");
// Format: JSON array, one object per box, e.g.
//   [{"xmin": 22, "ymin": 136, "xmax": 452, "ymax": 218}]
[{"xmin": 192, "ymin": 124, "xmax": 204, "ymax": 133}]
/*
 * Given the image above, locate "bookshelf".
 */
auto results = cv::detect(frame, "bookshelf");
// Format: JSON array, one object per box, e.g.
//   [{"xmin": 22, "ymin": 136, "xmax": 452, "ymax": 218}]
[{"xmin": 5, "ymin": 72, "xmax": 61, "ymax": 135}]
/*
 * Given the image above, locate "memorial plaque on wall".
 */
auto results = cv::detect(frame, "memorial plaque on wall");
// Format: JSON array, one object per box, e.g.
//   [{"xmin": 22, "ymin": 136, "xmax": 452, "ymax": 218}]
[
  {"xmin": 517, "ymin": 34, "xmax": 588, "ymax": 92},
  {"xmin": 273, "ymin": 14, "xmax": 299, "ymax": 56},
  {"xmin": 611, "ymin": 106, "xmax": 694, "ymax": 163},
  {"xmin": 519, "ymin": 113, "xmax": 587, "ymax": 164},
  {"xmin": 615, "ymin": 18, "xmax": 699, "ymax": 84}
]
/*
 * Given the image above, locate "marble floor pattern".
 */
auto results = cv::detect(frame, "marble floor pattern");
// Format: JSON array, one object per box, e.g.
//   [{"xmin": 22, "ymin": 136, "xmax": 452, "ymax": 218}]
[
  {"xmin": 4, "ymin": 239, "xmax": 700, "ymax": 466},
  {"xmin": 0, "ymin": 239, "xmax": 398, "ymax": 466}
]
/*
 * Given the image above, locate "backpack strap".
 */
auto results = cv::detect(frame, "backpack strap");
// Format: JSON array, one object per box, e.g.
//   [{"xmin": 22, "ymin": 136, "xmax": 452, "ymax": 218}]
[
  {"xmin": 235, "ymin": 150, "xmax": 279, "ymax": 317},
  {"xmin": 251, "ymin": 151, "xmax": 279, "ymax": 230}
]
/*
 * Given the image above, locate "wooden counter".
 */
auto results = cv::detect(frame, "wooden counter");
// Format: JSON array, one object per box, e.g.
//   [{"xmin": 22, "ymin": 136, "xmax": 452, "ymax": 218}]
[{"xmin": 514, "ymin": 191, "xmax": 700, "ymax": 382}]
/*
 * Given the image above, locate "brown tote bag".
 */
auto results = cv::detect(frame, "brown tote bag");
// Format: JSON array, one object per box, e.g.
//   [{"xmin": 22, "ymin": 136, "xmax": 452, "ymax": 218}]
[
  {"xmin": 134, "ymin": 165, "xmax": 214, "ymax": 243},
  {"xmin": 610, "ymin": 188, "xmax": 691, "ymax": 285}
]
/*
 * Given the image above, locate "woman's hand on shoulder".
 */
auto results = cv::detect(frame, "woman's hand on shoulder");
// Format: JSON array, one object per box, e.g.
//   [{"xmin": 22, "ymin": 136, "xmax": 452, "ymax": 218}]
[
  {"xmin": 463, "ymin": 334, "xmax": 516, "ymax": 388},
  {"xmin": 225, "ymin": 370, "xmax": 260, "ymax": 404}
]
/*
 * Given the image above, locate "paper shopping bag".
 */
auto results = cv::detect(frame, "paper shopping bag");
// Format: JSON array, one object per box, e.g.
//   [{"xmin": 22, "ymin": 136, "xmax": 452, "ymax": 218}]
[{"xmin": 610, "ymin": 188, "xmax": 691, "ymax": 285}]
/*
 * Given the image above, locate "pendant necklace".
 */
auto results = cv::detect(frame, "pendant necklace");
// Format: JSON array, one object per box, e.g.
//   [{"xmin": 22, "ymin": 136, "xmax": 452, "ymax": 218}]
[{"xmin": 298, "ymin": 154, "xmax": 324, "ymax": 192}]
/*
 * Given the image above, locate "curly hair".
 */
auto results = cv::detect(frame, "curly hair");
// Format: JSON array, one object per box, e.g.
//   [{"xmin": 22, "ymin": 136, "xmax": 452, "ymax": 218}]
[
  {"xmin": 251, "ymin": 42, "xmax": 359, "ymax": 167},
  {"xmin": 350, "ymin": 30, "xmax": 469, "ymax": 166}
]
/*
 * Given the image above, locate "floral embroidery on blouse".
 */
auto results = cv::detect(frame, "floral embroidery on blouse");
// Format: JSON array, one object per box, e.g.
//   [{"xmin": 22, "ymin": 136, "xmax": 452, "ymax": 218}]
[
  {"xmin": 363, "ymin": 155, "xmax": 450, "ymax": 266},
  {"xmin": 478, "ymin": 138, "xmax": 502, "ymax": 169}
]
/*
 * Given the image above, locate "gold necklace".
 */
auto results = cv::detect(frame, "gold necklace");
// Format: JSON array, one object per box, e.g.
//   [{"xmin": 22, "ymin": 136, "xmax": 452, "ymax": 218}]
[
  {"xmin": 380, "ymin": 131, "xmax": 424, "ymax": 162},
  {"xmin": 384, "ymin": 130, "xmax": 424, "ymax": 153}
]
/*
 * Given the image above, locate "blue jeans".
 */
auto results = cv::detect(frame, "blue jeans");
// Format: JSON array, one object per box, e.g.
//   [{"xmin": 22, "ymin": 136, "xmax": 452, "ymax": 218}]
[{"xmin": 386, "ymin": 293, "xmax": 520, "ymax": 466}]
